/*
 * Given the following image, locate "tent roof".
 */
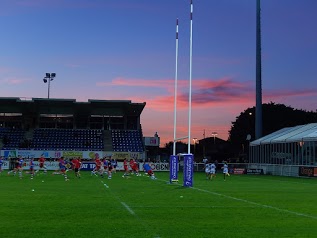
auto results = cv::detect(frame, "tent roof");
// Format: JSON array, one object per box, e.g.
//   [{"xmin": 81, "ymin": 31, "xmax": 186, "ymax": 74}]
[{"xmin": 250, "ymin": 123, "xmax": 317, "ymax": 146}]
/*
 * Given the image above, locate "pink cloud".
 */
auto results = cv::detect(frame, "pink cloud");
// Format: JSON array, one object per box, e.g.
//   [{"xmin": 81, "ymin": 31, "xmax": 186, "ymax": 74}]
[
  {"xmin": 264, "ymin": 89, "xmax": 317, "ymax": 98},
  {"xmin": 0, "ymin": 77, "xmax": 27, "ymax": 85},
  {"xmin": 96, "ymin": 76, "xmax": 317, "ymax": 113}
]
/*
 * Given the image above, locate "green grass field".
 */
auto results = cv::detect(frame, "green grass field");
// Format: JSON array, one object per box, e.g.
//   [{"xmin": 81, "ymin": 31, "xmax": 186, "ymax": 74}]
[{"xmin": 1, "ymin": 170, "xmax": 317, "ymax": 238}]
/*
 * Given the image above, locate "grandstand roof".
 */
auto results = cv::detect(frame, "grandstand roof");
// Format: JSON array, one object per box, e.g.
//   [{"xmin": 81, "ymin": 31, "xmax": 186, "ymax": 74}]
[
  {"xmin": 0, "ymin": 97, "xmax": 146, "ymax": 116},
  {"xmin": 250, "ymin": 123, "xmax": 317, "ymax": 146}
]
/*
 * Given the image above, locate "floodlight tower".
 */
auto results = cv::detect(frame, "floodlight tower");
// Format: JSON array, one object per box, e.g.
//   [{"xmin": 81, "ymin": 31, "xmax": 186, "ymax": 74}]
[
  {"xmin": 211, "ymin": 132, "xmax": 218, "ymax": 144},
  {"xmin": 255, "ymin": 0, "xmax": 263, "ymax": 139},
  {"xmin": 43, "ymin": 73, "xmax": 56, "ymax": 99},
  {"xmin": 192, "ymin": 137, "xmax": 198, "ymax": 155}
]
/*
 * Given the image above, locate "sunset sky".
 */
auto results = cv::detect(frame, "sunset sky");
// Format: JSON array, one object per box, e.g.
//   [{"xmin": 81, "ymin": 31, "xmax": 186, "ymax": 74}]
[{"xmin": 0, "ymin": 0, "xmax": 316, "ymax": 146}]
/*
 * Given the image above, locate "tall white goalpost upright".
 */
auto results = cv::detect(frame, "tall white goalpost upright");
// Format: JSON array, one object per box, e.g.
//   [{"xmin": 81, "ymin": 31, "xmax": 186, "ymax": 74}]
[
  {"xmin": 183, "ymin": 0, "xmax": 194, "ymax": 187},
  {"xmin": 170, "ymin": 0, "xmax": 194, "ymax": 187},
  {"xmin": 170, "ymin": 18, "xmax": 180, "ymax": 183},
  {"xmin": 173, "ymin": 18, "xmax": 179, "ymax": 157},
  {"xmin": 187, "ymin": 0, "xmax": 193, "ymax": 155}
]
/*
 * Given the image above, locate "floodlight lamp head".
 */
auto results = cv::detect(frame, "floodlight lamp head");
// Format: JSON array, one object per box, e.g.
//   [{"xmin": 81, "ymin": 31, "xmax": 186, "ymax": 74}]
[
  {"xmin": 43, "ymin": 78, "xmax": 47, "ymax": 83},
  {"xmin": 51, "ymin": 73, "xmax": 56, "ymax": 78},
  {"xmin": 46, "ymin": 73, "xmax": 50, "ymax": 77}
]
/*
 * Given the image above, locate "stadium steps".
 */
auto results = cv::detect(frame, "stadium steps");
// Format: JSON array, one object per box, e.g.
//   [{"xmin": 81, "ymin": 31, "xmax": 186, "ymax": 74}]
[
  {"xmin": 24, "ymin": 129, "xmax": 34, "ymax": 140},
  {"xmin": 103, "ymin": 130, "xmax": 113, "ymax": 151}
]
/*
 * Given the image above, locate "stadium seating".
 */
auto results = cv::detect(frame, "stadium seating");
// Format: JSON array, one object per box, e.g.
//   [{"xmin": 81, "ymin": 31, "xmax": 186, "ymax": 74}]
[
  {"xmin": 30, "ymin": 128, "xmax": 104, "ymax": 151},
  {"xmin": 111, "ymin": 129, "xmax": 144, "ymax": 152},
  {"xmin": 0, "ymin": 127, "xmax": 25, "ymax": 149},
  {"xmin": 0, "ymin": 127, "xmax": 144, "ymax": 152}
]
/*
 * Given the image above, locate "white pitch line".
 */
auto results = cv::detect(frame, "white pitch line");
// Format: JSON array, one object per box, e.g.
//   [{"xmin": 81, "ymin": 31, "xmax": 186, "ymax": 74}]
[
  {"xmin": 128, "ymin": 205, "xmax": 256, "ymax": 209},
  {"xmin": 191, "ymin": 186, "xmax": 317, "ymax": 220},
  {"xmin": 157, "ymin": 178, "xmax": 317, "ymax": 220},
  {"xmin": 99, "ymin": 179, "xmax": 160, "ymax": 238},
  {"xmin": 121, "ymin": 202, "xmax": 135, "ymax": 215}
]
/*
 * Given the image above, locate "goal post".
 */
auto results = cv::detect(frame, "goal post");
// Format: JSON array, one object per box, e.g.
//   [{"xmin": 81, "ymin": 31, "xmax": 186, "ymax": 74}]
[
  {"xmin": 169, "ymin": 155, "xmax": 179, "ymax": 183},
  {"xmin": 183, "ymin": 154, "xmax": 194, "ymax": 187}
]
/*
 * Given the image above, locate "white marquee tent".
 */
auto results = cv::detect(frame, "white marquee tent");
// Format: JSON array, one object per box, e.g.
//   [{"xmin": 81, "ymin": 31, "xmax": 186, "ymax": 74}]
[{"xmin": 249, "ymin": 123, "xmax": 317, "ymax": 165}]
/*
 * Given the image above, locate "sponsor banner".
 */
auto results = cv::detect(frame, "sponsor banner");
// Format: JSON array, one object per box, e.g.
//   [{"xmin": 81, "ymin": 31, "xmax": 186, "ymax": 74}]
[
  {"xmin": 314, "ymin": 168, "xmax": 317, "ymax": 177},
  {"xmin": 1, "ymin": 150, "xmax": 141, "ymax": 161},
  {"xmin": 80, "ymin": 162, "xmax": 166, "ymax": 172},
  {"xmin": 298, "ymin": 166, "xmax": 315, "ymax": 177},
  {"xmin": 1, "ymin": 150, "xmax": 62, "ymax": 159},
  {"xmin": 183, "ymin": 154, "xmax": 193, "ymax": 187},
  {"xmin": 66, "ymin": 151, "xmax": 112, "ymax": 160},
  {"xmin": 62, "ymin": 151, "xmax": 84, "ymax": 158},
  {"xmin": 148, "ymin": 163, "xmax": 169, "ymax": 171},
  {"xmin": 1, "ymin": 150, "xmax": 17, "ymax": 158},
  {"xmin": 246, "ymin": 168, "xmax": 263, "ymax": 175},
  {"xmin": 20, "ymin": 161, "xmax": 60, "ymax": 171},
  {"xmin": 144, "ymin": 137, "xmax": 159, "ymax": 146},
  {"xmin": 1, "ymin": 160, "xmax": 10, "ymax": 169},
  {"xmin": 79, "ymin": 162, "xmax": 167, "ymax": 171},
  {"xmin": 16, "ymin": 150, "xmax": 55, "ymax": 159},
  {"xmin": 80, "ymin": 162, "xmax": 124, "ymax": 171},
  {"xmin": 111, "ymin": 152, "xmax": 140, "ymax": 161},
  {"xmin": 111, "ymin": 152, "xmax": 129, "ymax": 160},
  {"xmin": 80, "ymin": 162, "xmax": 96, "ymax": 171},
  {"xmin": 233, "ymin": 168, "xmax": 246, "ymax": 174},
  {"xmin": 129, "ymin": 152, "xmax": 140, "ymax": 161},
  {"xmin": 169, "ymin": 155, "xmax": 178, "ymax": 183},
  {"xmin": 82, "ymin": 151, "xmax": 103, "ymax": 160},
  {"xmin": 1, "ymin": 158, "xmax": 170, "ymax": 172}
]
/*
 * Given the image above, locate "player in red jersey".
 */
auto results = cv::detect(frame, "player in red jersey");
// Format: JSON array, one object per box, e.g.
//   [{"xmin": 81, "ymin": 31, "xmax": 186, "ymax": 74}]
[
  {"xmin": 122, "ymin": 158, "xmax": 130, "ymax": 177},
  {"xmin": 36, "ymin": 155, "xmax": 47, "ymax": 175},
  {"xmin": 72, "ymin": 157, "xmax": 81, "ymax": 178},
  {"xmin": 7, "ymin": 157, "xmax": 18, "ymax": 176},
  {"xmin": 59, "ymin": 157, "xmax": 69, "ymax": 181},
  {"xmin": 8, "ymin": 156, "xmax": 24, "ymax": 178},
  {"xmin": 77, "ymin": 157, "xmax": 82, "ymax": 173},
  {"xmin": 91, "ymin": 156, "xmax": 103, "ymax": 177},
  {"xmin": 129, "ymin": 159, "xmax": 140, "ymax": 176}
]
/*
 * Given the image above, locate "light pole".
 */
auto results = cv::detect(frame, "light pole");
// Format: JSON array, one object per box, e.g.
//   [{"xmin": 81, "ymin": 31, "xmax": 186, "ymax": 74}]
[
  {"xmin": 43, "ymin": 73, "xmax": 56, "ymax": 99},
  {"xmin": 211, "ymin": 132, "xmax": 218, "ymax": 144},
  {"xmin": 203, "ymin": 129, "xmax": 206, "ymax": 157},
  {"xmin": 193, "ymin": 137, "xmax": 198, "ymax": 155}
]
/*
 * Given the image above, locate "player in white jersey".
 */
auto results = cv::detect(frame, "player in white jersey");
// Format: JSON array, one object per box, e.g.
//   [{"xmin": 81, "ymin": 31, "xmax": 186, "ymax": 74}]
[
  {"xmin": 204, "ymin": 163, "xmax": 211, "ymax": 179},
  {"xmin": 221, "ymin": 161, "xmax": 230, "ymax": 181},
  {"xmin": 0, "ymin": 156, "xmax": 4, "ymax": 173},
  {"xmin": 209, "ymin": 162, "xmax": 216, "ymax": 180}
]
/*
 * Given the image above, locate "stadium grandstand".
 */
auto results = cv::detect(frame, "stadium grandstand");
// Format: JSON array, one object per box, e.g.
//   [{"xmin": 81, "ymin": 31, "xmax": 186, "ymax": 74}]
[{"xmin": 0, "ymin": 97, "xmax": 152, "ymax": 160}]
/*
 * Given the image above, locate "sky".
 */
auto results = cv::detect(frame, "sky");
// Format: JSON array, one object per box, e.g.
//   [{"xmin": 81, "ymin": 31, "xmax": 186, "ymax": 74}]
[{"xmin": 0, "ymin": 0, "xmax": 317, "ymax": 146}]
